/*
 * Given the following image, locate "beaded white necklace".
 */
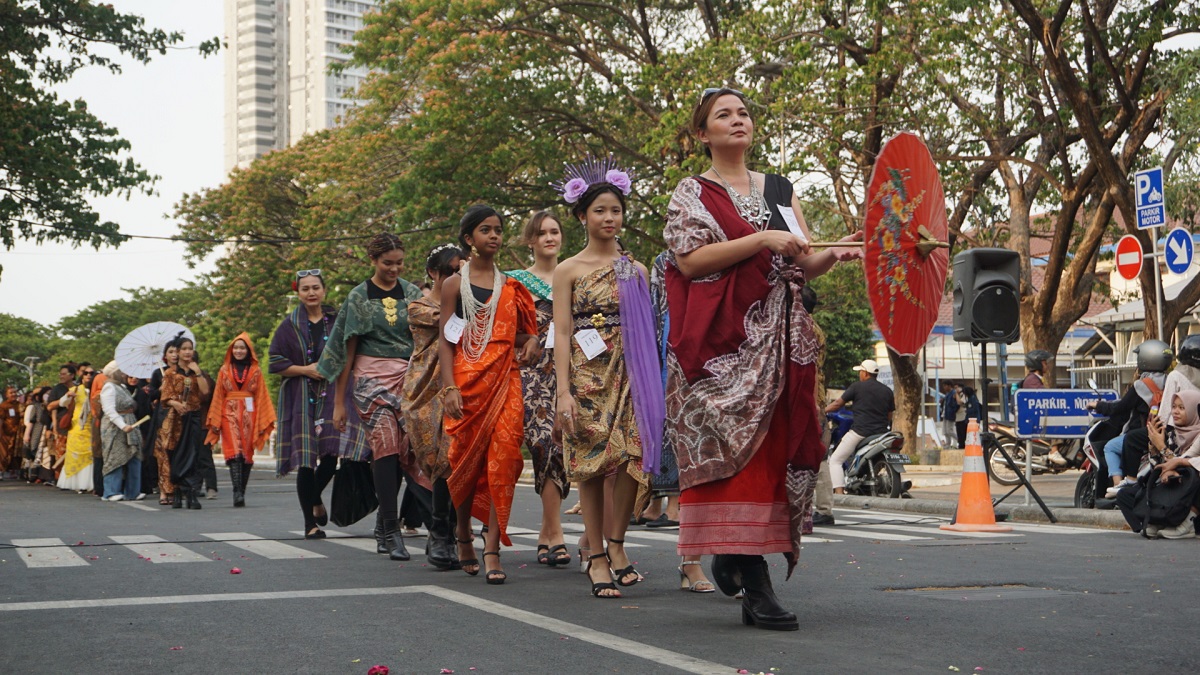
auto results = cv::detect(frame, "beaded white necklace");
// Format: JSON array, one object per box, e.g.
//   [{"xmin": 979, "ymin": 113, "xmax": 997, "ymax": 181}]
[{"xmin": 458, "ymin": 260, "xmax": 504, "ymax": 363}]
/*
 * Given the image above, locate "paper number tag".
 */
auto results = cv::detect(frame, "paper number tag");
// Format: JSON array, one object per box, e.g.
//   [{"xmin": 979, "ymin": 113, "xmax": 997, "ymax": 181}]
[
  {"xmin": 245, "ymin": 398, "xmax": 254, "ymax": 413},
  {"xmin": 574, "ymin": 329, "xmax": 608, "ymax": 360},
  {"xmin": 545, "ymin": 321, "xmax": 555, "ymax": 350},
  {"xmin": 444, "ymin": 315, "xmax": 466, "ymax": 344},
  {"xmin": 776, "ymin": 204, "xmax": 807, "ymax": 241},
  {"xmin": 7, "ymin": 408, "xmax": 14, "ymax": 417}
]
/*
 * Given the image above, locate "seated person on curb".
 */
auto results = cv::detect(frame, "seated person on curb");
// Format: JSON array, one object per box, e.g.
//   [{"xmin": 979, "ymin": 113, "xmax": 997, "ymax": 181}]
[
  {"xmin": 1137, "ymin": 390, "xmax": 1200, "ymax": 539},
  {"xmin": 1120, "ymin": 335, "xmax": 1200, "ymax": 482},
  {"xmin": 824, "ymin": 359, "xmax": 895, "ymax": 495},
  {"xmin": 1087, "ymin": 340, "xmax": 1170, "ymax": 498}
]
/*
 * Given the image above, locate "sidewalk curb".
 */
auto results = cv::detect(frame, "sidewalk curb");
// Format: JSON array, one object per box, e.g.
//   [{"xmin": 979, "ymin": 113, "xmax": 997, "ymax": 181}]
[{"xmin": 832, "ymin": 495, "xmax": 1130, "ymax": 530}]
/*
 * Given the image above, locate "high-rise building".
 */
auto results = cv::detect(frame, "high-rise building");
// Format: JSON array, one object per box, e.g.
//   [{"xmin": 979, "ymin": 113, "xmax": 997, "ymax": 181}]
[
  {"xmin": 224, "ymin": 0, "xmax": 376, "ymax": 172},
  {"xmin": 224, "ymin": 0, "xmax": 289, "ymax": 172}
]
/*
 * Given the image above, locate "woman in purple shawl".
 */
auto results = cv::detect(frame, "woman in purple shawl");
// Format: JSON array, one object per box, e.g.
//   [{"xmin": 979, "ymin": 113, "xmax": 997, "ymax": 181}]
[
  {"xmin": 269, "ymin": 270, "xmax": 370, "ymax": 539},
  {"xmin": 551, "ymin": 157, "xmax": 664, "ymax": 599}
]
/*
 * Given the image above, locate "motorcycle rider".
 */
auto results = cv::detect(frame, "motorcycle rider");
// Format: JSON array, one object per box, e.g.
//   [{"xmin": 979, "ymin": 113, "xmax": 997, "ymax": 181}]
[
  {"xmin": 824, "ymin": 359, "xmax": 895, "ymax": 494},
  {"xmin": 1020, "ymin": 349, "xmax": 1068, "ymax": 465},
  {"xmin": 1086, "ymin": 340, "xmax": 1171, "ymax": 498}
]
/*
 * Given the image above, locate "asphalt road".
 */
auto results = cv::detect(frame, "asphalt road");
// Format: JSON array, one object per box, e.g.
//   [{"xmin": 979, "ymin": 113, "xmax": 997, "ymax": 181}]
[{"xmin": 2, "ymin": 468, "xmax": 1197, "ymax": 674}]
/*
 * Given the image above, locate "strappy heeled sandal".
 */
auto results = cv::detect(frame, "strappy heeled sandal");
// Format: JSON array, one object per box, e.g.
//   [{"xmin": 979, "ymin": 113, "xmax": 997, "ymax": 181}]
[
  {"xmin": 678, "ymin": 559, "xmax": 716, "ymax": 593},
  {"xmin": 457, "ymin": 537, "xmax": 479, "ymax": 576},
  {"xmin": 536, "ymin": 544, "xmax": 551, "ymax": 565},
  {"xmin": 578, "ymin": 546, "xmax": 591, "ymax": 575},
  {"xmin": 483, "ymin": 551, "xmax": 505, "ymax": 585},
  {"xmin": 606, "ymin": 539, "xmax": 640, "ymax": 587},
  {"xmin": 548, "ymin": 543, "xmax": 571, "ymax": 567},
  {"xmin": 587, "ymin": 552, "xmax": 620, "ymax": 598}
]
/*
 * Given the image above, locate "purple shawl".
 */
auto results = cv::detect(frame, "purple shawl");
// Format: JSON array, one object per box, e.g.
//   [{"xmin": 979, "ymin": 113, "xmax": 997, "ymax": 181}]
[{"xmin": 615, "ymin": 256, "xmax": 664, "ymax": 474}]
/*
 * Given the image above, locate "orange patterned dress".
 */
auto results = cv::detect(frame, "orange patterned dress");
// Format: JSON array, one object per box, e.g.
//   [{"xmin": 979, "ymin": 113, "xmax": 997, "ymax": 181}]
[{"xmin": 445, "ymin": 278, "xmax": 537, "ymax": 547}]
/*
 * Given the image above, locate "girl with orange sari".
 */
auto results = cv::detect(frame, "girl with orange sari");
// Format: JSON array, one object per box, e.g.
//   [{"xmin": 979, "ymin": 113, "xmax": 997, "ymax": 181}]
[
  {"xmin": 206, "ymin": 333, "xmax": 276, "ymax": 507},
  {"xmin": 439, "ymin": 205, "xmax": 539, "ymax": 585}
]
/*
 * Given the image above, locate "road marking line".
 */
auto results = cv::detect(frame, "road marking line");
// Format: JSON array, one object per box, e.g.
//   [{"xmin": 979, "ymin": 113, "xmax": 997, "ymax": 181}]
[
  {"xmin": 201, "ymin": 533, "xmax": 325, "ymax": 559},
  {"xmin": 108, "ymin": 535, "xmax": 210, "ymax": 563},
  {"xmin": 508, "ymin": 532, "xmax": 648, "ymax": 548},
  {"xmin": 833, "ymin": 509, "xmax": 947, "ymax": 524},
  {"xmin": 424, "ymin": 586, "xmax": 736, "ymax": 675},
  {"xmin": 836, "ymin": 520, "xmax": 1021, "ymax": 539},
  {"xmin": 293, "ymin": 530, "xmax": 378, "ymax": 553},
  {"xmin": 117, "ymin": 501, "xmax": 159, "ymax": 512},
  {"xmin": 819, "ymin": 529, "xmax": 931, "ymax": 541},
  {"xmin": 10, "ymin": 538, "xmax": 90, "ymax": 568},
  {"xmin": 0, "ymin": 585, "xmax": 735, "ymax": 673}
]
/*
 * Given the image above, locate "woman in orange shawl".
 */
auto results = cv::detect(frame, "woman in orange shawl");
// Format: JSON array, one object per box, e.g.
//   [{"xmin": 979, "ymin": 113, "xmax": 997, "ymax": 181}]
[
  {"xmin": 440, "ymin": 205, "xmax": 539, "ymax": 585},
  {"xmin": 206, "ymin": 333, "xmax": 275, "ymax": 507}
]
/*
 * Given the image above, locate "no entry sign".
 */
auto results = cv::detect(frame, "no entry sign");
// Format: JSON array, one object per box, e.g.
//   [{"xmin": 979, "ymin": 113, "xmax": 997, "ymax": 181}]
[{"xmin": 1115, "ymin": 234, "xmax": 1143, "ymax": 281}]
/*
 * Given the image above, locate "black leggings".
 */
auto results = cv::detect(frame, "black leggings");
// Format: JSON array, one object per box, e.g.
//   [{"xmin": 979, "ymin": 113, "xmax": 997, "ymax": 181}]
[
  {"xmin": 297, "ymin": 455, "xmax": 338, "ymax": 530},
  {"xmin": 373, "ymin": 455, "xmax": 432, "ymax": 522}
]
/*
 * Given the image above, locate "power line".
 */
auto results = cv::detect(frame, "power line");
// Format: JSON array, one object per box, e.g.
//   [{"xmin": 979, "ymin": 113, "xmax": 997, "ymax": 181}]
[{"xmin": 9, "ymin": 218, "xmax": 452, "ymax": 245}]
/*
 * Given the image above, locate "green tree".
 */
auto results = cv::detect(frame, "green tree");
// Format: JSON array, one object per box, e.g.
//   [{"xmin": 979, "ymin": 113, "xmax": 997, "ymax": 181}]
[
  {"xmin": 810, "ymin": 263, "xmax": 875, "ymax": 390},
  {"xmin": 0, "ymin": 0, "xmax": 217, "ymax": 264},
  {"xmin": 50, "ymin": 285, "xmax": 212, "ymax": 371},
  {"xmin": 0, "ymin": 313, "xmax": 60, "ymax": 387}
]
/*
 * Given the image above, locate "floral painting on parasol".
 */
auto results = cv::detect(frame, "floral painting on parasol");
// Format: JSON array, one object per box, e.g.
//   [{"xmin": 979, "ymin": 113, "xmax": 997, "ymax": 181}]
[{"xmin": 862, "ymin": 132, "xmax": 950, "ymax": 356}]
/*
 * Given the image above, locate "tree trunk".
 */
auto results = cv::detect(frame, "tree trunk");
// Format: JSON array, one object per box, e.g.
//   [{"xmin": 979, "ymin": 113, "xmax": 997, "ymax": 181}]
[{"xmin": 888, "ymin": 347, "xmax": 922, "ymax": 457}]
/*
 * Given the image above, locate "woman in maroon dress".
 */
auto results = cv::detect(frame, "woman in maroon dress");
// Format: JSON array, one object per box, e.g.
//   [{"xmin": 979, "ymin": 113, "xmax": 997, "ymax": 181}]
[{"xmin": 663, "ymin": 87, "xmax": 860, "ymax": 630}]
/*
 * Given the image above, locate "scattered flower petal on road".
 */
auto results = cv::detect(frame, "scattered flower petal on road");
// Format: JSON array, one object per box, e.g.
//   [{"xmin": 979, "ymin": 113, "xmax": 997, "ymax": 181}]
[{"xmin": 230, "ymin": 567, "xmax": 242, "ymax": 574}]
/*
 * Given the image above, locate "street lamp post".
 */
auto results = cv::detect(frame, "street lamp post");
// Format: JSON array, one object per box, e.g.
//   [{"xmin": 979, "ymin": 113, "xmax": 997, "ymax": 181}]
[{"xmin": 1, "ymin": 356, "xmax": 40, "ymax": 390}]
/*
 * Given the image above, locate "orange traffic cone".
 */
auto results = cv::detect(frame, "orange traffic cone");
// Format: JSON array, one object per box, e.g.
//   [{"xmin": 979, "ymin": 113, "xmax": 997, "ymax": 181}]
[{"xmin": 941, "ymin": 418, "xmax": 1012, "ymax": 533}]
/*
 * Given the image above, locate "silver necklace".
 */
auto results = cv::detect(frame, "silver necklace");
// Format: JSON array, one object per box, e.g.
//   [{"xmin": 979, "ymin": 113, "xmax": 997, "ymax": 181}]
[{"xmin": 711, "ymin": 166, "xmax": 771, "ymax": 229}]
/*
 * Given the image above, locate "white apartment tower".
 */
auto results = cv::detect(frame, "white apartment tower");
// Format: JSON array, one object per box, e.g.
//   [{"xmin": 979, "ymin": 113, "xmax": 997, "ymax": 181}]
[
  {"xmin": 224, "ymin": 0, "xmax": 377, "ymax": 172},
  {"xmin": 224, "ymin": 0, "xmax": 289, "ymax": 171}
]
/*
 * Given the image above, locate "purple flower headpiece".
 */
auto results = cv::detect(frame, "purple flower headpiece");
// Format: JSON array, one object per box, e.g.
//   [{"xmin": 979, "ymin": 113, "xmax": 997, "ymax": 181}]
[{"xmin": 553, "ymin": 155, "xmax": 634, "ymax": 204}]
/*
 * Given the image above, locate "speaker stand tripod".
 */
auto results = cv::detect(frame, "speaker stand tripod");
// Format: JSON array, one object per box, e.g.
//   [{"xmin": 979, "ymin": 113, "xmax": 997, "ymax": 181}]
[{"xmin": 966, "ymin": 341, "xmax": 1057, "ymax": 524}]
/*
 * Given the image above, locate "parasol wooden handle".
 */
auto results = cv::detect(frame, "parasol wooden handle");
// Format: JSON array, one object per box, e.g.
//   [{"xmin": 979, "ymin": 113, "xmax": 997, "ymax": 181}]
[{"xmin": 808, "ymin": 225, "xmax": 949, "ymax": 258}]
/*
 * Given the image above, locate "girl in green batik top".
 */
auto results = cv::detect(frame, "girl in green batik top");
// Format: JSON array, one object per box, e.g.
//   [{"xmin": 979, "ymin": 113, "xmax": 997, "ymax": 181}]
[{"xmin": 318, "ymin": 232, "xmax": 432, "ymax": 562}]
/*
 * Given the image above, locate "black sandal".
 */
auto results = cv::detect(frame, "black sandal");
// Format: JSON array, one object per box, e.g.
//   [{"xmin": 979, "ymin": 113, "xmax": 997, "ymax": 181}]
[
  {"xmin": 548, "ymin": 543, "xmax": 571, "ymax": 567},
  {"xmin": 483, "ymin": 551, "xmax": 505, "ymax": 585},
  {"xmin": 457, "ymin": 537, "xmax": 479, "ymax": 576},
  {"xmin": 606, "ymin": 539, "xmax": 639, "ymax": 587},
  {"xmin": 536, "ymin": 544, "xmax": 551, "ymax": 565},
  {"xmin": 304, "ymin": 527, "xmax": 326, "ymax": 540},
  {"xmin": 587, "ymin": 553, "xmax": 620, "ymax": 598},
  {"xmin": 313, "ymin": 504, "xmax": 328, "ymax": 527}
]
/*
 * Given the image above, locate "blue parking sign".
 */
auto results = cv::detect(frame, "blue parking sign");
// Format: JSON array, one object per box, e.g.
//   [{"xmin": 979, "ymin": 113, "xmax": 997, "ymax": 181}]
[
  {"xmin": 1014, "ymin": 389, "xmax": 1118, "ymax": 438},
  {"xmin": 1135, "ymin": 167, "xmax": 1166, "ymax": 230}
]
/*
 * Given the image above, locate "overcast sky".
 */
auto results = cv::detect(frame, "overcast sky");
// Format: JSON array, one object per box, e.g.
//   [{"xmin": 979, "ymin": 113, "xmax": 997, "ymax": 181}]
[{"xmin": 0, "ymin": 0, "xmax": 223, "ymax": 326}]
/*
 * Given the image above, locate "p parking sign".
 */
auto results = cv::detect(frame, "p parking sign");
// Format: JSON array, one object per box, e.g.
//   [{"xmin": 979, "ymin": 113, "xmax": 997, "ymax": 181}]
[{"xmin": 1135, "ymin": 167, "xmax": 1166, "ymax": 230}]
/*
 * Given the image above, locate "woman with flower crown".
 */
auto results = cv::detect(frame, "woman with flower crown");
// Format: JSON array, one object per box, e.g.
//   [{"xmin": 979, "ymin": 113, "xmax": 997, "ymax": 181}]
[
  {"xmin": 507, "ymin": 211, "xmax": 573, "ymax": 568},
  {"xmin": 402, "ymin": 243, "xmax": 464, "ymax": 569},
  {"xmin": 439, "ymin": 206, "xmax": 539, "ymax": 585},
  {"xmin": 663, "ymin": 88, "xmax": 861, "ymax": 630},
  {"xmin": 318, "ymin": 233, "xmax": 431, "ymax": 562},
  {"xmin": 552, "ymin": 158, "xmax": 664, "ymax": 599},
  {"xmin": 270, "ymin": 270, "xmax": 370, "ymax": 539}
]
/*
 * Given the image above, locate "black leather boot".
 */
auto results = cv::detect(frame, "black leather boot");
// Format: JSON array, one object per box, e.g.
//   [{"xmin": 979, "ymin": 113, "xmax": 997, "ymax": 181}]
[
  {"xmin": 171, "ymin": 490, "xmax": 183, "ymax": 509},
  {"xmin": 383, "ymin": 518, "xmax": 410, "ymax": 561},
  {"xmin": 710, "ymin": 554, "xmax": 745, "ymax": 596},
  {"xmin": 186, "ymin": 486, "xmax": 202, "ymax": 510},
  {"xmin": 239, "ymin": 461, "xmax": 251, "ymax": 505},
  {"xmin": 229, "ymin": 461, "xmax": 245, "ymax": 507},
  {"xmin": 427, "ymin": 479, "xmax": 457, "ymax": 569},
  {"xmin": 739, "ymin": 556, "xmax": 798, "ymax": 631},
  {"xmin": 374, "ymin": 512, "xmax": 388, "ymax": 554}
]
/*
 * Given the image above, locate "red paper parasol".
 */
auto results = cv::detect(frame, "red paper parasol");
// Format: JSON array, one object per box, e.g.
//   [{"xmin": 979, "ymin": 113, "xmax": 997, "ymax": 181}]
[{"xmin": 862, "ymin": 132, "xmax": 949, "ymax": 356}]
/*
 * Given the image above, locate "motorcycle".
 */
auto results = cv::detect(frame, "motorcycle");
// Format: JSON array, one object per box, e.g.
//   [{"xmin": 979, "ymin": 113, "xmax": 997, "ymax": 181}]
[
  {"xmin": 1074, "ymin": 416, "xmax": 1122, "ymax": 510},
  {"xmin": 827, "ymin": 409, "xmax": 911, "ymax": 498}
]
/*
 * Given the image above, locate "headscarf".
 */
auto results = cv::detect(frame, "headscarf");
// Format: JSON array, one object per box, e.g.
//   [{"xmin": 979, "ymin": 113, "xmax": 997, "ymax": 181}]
[{"xmin": 1166, "ymin": 389, "xmax": 1200, "ymax": 457}]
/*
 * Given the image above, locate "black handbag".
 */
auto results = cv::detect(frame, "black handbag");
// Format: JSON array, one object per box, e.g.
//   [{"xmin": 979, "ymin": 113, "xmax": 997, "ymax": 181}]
[
  {"xmin": 1117, "ymin": 466, "xmax": 1200, "ymax": 532},
  {"xmin": 330, "ymin": 460, "xmax": 378, "ymax": 527}
]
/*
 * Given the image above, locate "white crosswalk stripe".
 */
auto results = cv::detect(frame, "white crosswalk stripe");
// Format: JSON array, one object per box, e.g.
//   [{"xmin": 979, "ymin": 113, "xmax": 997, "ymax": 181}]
[
  {"xmin": 109, "ymin": 534, "xmax": 212, "ymax": 563},
  {"xmin": 202, "ymin": 533, "xmax": 325, "ymax": 559},
  {"xmin": 10, "ymin": 538, "xmax": 90, "ymax": 568}
]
